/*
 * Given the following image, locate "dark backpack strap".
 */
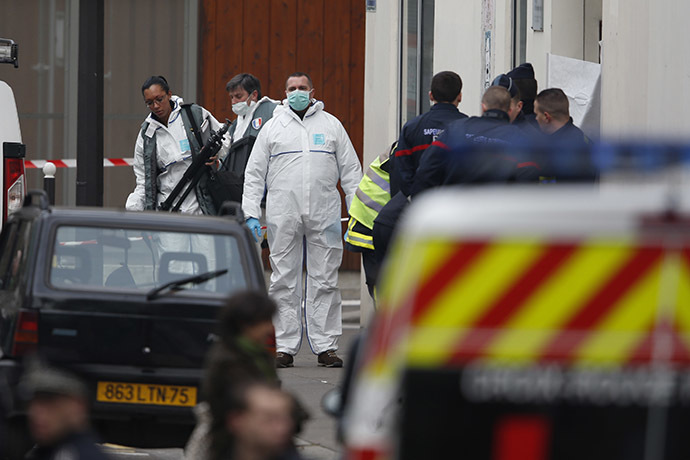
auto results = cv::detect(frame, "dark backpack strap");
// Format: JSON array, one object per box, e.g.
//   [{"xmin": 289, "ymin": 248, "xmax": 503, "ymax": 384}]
[
  {"xmin": 181, "ymin": 103, "xmax": 204, "ymax": 149},
  {"xmin": 140, "ymin": 121, "xmax": 158, "ymax": 210}
]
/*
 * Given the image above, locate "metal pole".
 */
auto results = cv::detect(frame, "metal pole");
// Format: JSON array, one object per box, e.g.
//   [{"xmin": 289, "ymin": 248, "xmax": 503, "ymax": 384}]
[
  {"xmin": 43, "ymin": 162, "xmax": 56, "ymax": 205},
  {"xmin": 75, "ymin": 0, "xmax": 103, "ymax": 206}
]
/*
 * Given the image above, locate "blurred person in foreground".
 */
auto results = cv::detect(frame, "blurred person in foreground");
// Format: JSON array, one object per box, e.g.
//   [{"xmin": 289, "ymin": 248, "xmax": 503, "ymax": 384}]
[
  {"xmin": 21, "ymin": 363, "xmax": 109, "ymax": 460},
  {"xmin": 185, "ymin": 291, "xmax": 279, "ymax": 460},
  {"xmin": 213, "ymin": 382, "xmax": 305, "ymax": 460}
]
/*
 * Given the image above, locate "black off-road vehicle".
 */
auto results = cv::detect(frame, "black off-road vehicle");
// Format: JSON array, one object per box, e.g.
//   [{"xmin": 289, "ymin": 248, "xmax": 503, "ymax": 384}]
[{"xmin": 0, "ymin": 191, "xmax": 265, "ymax": 458}]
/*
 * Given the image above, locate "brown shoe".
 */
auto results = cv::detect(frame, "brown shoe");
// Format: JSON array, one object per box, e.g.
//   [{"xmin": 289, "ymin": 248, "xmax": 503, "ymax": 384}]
[
  {"xmin": 276, "ymin": 352, "xmax": 294, "ymax": 368},
  {"xmin": 317, "ymin": 350, "xmax": 343, "ymax": 368}
]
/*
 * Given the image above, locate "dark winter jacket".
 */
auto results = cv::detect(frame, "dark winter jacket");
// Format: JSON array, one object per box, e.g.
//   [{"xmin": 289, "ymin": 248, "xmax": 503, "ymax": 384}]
[
  {"xmin": 26, "ymin": 431, "xmax": 109, "ymax": 460},
  {"xmin": 411, "ymin": 109, "xmax": 540, "ymax": 196},
  {"xmin": 391, "ymin": 103, "xmax": 468, "ymax": 196}
]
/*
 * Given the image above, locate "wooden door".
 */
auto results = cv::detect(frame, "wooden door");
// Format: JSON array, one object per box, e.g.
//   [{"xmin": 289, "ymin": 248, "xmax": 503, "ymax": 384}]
[{"xmin": 198, "ymin": 0, "xmax": 365, "ymax": 271}]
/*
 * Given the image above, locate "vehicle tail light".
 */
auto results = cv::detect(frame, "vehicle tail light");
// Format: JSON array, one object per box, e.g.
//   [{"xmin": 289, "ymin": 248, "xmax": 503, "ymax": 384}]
[
  {"xmin": 12, "ymin": 311, "xmax": 38, "ymax": 356},
  {"xmin": 3, "ymin": 142, "xmax": 26, "ymax": 223}
]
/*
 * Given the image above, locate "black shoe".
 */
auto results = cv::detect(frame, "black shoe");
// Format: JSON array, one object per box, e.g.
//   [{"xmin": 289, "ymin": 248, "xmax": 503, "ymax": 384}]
[
  {"xmin": 275, "ymin": 352, "xmax": 294, "ymax": 368},
  {"xmin": 317, "ymin": 350, "xmax": 343, "ymax": 368}
]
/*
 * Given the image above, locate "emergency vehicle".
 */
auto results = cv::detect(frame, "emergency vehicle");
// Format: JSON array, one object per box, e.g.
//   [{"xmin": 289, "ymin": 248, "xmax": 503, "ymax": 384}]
[
  {"xmin": 343, "ymin": 173, "xmax": 690, "ymax": 459},
  {"xmin": 0, "ymin": 38, "xmax": 26, "ymax": 227}
]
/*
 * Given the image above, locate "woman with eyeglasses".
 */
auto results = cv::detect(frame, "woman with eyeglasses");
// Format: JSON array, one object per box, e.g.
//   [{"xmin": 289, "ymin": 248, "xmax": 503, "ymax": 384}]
[{"xmin": 126, "ymin": 75, "xmax": 229, "ymax": 215}]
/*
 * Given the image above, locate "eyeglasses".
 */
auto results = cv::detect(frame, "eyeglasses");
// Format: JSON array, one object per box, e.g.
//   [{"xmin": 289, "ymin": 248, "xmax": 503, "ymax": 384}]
[{"xmin": 145, "ymin": 95, "xmax": 167, "ymax": 108}]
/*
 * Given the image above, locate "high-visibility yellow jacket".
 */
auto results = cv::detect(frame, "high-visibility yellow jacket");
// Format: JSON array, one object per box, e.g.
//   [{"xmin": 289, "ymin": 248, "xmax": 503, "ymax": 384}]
[{"xmin": 345, "ymin": 143, "xmax": 395, "ymax": 250}]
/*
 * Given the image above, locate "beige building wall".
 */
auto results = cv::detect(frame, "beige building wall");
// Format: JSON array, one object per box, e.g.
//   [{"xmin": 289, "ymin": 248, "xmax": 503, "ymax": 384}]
[
  {"xmin": 360, "ymin": 2, "xmax": 402, "ymax": 324},
  {"xmin": 601, "ymin": 0, "xmax": 690, "ymax": 140},
  {"xmin": 433, "ymin": 1, "xmax": 484, "ymax": 116},
  {"xmin": 432, "ymin": 0, "xmax": 602, "ymax": 116}
]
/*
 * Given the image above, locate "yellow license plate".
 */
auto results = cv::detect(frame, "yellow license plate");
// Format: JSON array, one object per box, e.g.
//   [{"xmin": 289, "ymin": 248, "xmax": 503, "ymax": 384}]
[{"xmin": 96, "ymin": 381, "xmax": 197, "ymax": 407}]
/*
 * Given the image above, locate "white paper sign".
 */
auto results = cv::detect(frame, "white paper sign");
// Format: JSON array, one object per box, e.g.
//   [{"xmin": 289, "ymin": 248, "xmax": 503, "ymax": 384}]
[{"xmin": 546, "ymin": 53, "xmax": 602, "ymax": 138}]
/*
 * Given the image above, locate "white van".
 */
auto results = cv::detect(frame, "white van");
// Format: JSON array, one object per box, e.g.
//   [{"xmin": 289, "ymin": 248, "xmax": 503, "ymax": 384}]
[{"xmin": 0, "ymin": 39, "xmax": 26, "ymax": 227}]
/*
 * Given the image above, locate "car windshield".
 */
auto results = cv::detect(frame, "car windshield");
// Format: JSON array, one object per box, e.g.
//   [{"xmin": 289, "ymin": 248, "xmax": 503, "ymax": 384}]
[{"xmin": 50, "ymin": 226, "xmax": 247, "ymax": 296}]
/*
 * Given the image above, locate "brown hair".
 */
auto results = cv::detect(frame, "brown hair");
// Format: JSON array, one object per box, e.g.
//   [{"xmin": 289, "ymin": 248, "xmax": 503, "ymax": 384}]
[
  {"xmin": 535, "ymin": 88, "xmax": 570, "ymax": 121},
  {"xmin": 482, "ymin": 86, "xmax": 512, "ymax": 113},
  {"xmin": 430, "ymin": 71, "xmax": 463, "ymax": 103}
]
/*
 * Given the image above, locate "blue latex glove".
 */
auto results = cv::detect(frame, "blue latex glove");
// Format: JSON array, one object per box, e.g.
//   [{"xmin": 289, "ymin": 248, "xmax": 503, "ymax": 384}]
[{"xmin": 246, "ymin": 217, "xmax": 262, "ymax": 243}]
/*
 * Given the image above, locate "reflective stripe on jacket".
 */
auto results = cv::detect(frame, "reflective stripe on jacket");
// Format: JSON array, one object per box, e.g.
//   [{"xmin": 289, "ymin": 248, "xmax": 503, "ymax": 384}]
[{"xmin": 345, "ymin": 143, "xmax": 395, "ymax": 250}]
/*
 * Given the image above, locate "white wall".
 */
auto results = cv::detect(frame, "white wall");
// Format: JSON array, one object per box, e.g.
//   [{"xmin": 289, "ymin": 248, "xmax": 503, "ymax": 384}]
[
  {"xmin": 526, "ymin": 0, "xmax": 551, "ymax": 86},
  {"xmin": 433, "ymin": 1, "xmax": 484, "ymax": 116},
  {"xmin": 524, "ymin": 0, "xmax": 601, "ymax": 91},
  {"xmin": 584, "ymin": 0, "xmax": 602, "ymax": 63},
  {"xmin": 432, "ymin": 0, "xmax": 600, "ymax": 114},
  {"xmin": 494, "ymin": 0, "xmax": 515, "ymax": 76},
  {"xmin": 551, "ymin": 0, "xmax": 585, "ymax": 61},
  {"xmin": 360, "ymin": 3, "xmax": 401, "ymax": 325},
  {"xmin": 601, "ymin": 0, "xmax": 690, "ymax": 140}
]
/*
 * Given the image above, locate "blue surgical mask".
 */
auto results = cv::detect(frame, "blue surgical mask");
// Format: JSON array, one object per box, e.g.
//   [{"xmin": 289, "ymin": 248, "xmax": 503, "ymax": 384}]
[{"xmin": 287, "ymin": 90, "xmax": 311, "ymax": 111}]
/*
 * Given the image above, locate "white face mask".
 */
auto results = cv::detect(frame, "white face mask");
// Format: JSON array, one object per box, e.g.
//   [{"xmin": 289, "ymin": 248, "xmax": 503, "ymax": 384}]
[{"xmin": 232, "ymin": 99, "xmax": 255, "ymax": 117}]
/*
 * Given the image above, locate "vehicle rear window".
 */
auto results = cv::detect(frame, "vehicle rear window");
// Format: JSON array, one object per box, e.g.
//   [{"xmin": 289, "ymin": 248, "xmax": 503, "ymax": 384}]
[{"xmin": 49, "ymin": 226, "xmax": 247, "ymax": 296}]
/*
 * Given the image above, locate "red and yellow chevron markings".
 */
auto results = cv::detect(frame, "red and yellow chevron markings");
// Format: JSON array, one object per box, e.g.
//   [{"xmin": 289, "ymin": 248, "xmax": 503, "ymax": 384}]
[
  {"xmin": 368, "ymin": 237, "xmax": 690, "ymax": 373},
  {"xmin": 364, "ymin": 240, "xmax": 488, "ymax": 373}
]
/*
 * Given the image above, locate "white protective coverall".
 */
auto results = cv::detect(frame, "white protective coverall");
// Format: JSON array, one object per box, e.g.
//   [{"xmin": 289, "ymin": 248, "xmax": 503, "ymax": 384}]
[
  {"xmin": 125, "ymin": 95, "xmax": 229, "ymax": 214},
  {"xmin": 242, "ymin": 100, "xmax": 362, "ymax": 355},
  {"xmin": 126, "ymin": 96, "xmax": 229, "ymax": 277}
]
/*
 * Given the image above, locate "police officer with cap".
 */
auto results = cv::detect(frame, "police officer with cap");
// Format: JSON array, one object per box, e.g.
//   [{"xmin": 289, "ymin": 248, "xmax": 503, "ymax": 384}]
[
  {"xmin": 492, "ymin": 74, "xmax": 541, "ymax": 137},
  {"xmin": 20, "ymin": 362, "xmax": 109, "ymax": 460}
]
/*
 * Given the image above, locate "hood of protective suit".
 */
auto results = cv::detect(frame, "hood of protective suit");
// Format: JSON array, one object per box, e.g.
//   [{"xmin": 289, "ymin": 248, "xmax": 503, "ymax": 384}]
[
  {"xmin": 146, "ymin": 95, "xmax": 184, "ymax": 127},
  {"xmin": 279, "ymin": 99, "xmax": 323, "ymax": 120}
]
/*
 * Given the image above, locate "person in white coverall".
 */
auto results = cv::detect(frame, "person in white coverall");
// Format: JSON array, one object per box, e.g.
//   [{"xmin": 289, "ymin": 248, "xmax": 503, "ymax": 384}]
[
  {"xmin": 226, "ymin": 73, "xmax": 279, "ymax": 144},
  {"xmin": 223, "ymin": 74, "xmax": 279, "ymax": 215},
  {"xmin": 126, "ymin": 75, "xmax": 229, "ymax": 214},
  {"xmin": 242, "ymin": 72, "xmax": 362, "ymax": 368},
  {"xmin": 126, "ymin": 76, "xmax": 230, "ymax": 279}
]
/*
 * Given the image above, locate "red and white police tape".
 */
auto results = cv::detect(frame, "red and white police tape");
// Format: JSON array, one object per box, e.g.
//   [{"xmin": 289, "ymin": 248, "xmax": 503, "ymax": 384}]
[
  {"xmin": 31, "ymin": 158, "xmax": 350, "ymax": 230},
  {"xmin": 25, "ymin": 158, "xmax": 135, "ymax": 169}
]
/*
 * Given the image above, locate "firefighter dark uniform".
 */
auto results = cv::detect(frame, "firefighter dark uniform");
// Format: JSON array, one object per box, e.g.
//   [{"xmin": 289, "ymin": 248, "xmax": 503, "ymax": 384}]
[
  {"xmin": 549, "ymin": 118, "xmax": 591, "ymax": 147},
  {"xmin": 506, "ymin": 62, "xmax": 541, "ymax": 131},
  {"xmin": 411, "ymin": 109, "xmax": 540, "ymax": 196},
  {"xmin": 345, "ymin": 144, "xmax": 395, "ymax": 299},
  {"xmin": 513, "ymin": 110, "xmax": 543, "ymax": 137},
  {"xmin": 538, "ymin": 118, "xmax": 594, "ymax": 183},
  {"xmin": 392, "ymin": 103, "xmax": 468, "ymax": 197},
  {"xmin": 26, "ymin": 431, "xmax": 109, "ymax": 460}
]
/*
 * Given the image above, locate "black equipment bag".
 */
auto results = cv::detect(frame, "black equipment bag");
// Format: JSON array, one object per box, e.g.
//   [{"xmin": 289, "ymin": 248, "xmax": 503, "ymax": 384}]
[
  {"xmin": 207, "ymin": 135, "xmax": 256, "ymax": 209},
  {"xmin": 181, "ymin": 105, "xmax": 255, "ymax": 211}
]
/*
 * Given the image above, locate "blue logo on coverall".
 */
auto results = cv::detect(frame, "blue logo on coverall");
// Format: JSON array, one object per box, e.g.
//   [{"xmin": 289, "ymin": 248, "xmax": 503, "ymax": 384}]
[
  {"xmin": 179, "ymin": 139, "xmax": 191, "ymax": 152},
  {"xmin": 313, "ymin": 134, "xmax": 325, "ymax": 145}
]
